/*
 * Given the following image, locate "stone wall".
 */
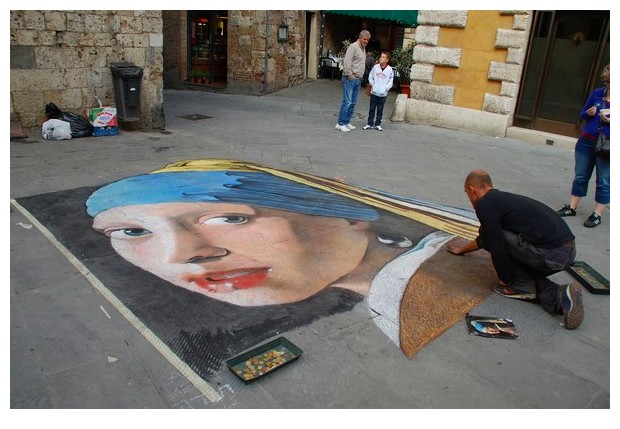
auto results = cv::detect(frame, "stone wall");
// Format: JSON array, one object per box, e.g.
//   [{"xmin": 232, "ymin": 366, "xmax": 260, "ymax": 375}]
[
  {"xmin": 397, "ymin": 10, "xmax": 531, "ymax": 137},
  {"xmin": 10, "ymin": 10, "xmax": 165, "ymax": 130},
  {"xmin": 160, "ymin": 11, "xmax": 306, "ymax": 95},
  {"xmin": 226, "ymin": 10, "xmax": 306, "ymax": 95},
  {"xmin": 402, "ymin": 27, "xmax": 416, "ymax": 49}
]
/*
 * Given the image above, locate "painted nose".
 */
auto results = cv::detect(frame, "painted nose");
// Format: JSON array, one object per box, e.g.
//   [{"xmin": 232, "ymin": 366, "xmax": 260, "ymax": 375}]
[
  {"xmin": 169, "ymin": 227, "xmax": 230, "ymax": 264},
  {"xmin": 186, "ymin": 249, "xmax": 230, "ymax": 264}
]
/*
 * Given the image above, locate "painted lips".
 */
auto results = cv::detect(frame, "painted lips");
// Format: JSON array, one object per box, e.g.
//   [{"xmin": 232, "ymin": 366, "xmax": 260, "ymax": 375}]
[{"xmin": 184, "ymin": 268, "xmax": 270, "ymax": 293}]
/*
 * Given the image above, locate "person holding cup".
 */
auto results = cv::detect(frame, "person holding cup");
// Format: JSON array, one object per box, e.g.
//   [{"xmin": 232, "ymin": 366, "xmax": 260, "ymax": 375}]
[{"xmin": 557, "ymin": 64, "xmax": 610, "ymax": 228}]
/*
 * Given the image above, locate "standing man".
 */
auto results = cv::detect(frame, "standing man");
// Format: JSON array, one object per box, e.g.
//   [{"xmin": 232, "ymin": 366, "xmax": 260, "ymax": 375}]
[
  {"xmin": 335, "ymin": 30, "xmax": 370, "ymax": 133},
  {"xmin": 447, "ymin": 170, "xmax": 584, "ymax": 330}
]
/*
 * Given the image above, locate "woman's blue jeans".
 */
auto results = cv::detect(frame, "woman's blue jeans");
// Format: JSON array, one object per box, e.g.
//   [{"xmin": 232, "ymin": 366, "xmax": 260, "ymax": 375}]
[
  {"xmin": 571, "ymin": 134, "xmax": 610, "ymax": 204},
  {"xmin": 337, "ymin": 78, "xmax": 361, "ymax": 126}
]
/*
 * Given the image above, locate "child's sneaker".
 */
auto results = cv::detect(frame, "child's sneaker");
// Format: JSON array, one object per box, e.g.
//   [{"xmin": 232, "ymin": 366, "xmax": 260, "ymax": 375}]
[
  {"xmin": 363, "ymin": 125, "xmax": 374, "ymax": 130},
  {"xmin": 375, "ymin": 125, "xmax": 383, "ymax": 131}
]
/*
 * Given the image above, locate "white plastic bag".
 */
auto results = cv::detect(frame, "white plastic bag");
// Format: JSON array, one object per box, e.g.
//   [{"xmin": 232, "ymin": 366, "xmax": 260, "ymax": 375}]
[{"xmin": 42, "ymin": 119, "xmax": 72, "ymax": 140}]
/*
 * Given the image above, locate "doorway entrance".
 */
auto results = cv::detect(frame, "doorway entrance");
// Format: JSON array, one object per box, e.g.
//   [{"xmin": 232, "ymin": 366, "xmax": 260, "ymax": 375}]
[
  {"xmin": 188, "ymin": 11, "xmax": 228, "ymax": 88},
  {"xmin": 514, "ymin": 10, "xmax": 609, "ymax": 137}
]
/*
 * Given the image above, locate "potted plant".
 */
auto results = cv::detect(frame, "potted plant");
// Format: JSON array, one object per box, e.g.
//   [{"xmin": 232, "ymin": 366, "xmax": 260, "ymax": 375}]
[
  {"xmin": 190, "ymin": 70, "xmax": 202, "ymax": 84},
  {"xmin": 337, "ymin": 39, "xmax": 351, "ymax": 59},
  {"xmin": 391, "ymin": 42, "xmax": 415, "ymax": 96},
  {"xmin": 204, "ymin": 70, "xmax": 214, "ymax": 85}
]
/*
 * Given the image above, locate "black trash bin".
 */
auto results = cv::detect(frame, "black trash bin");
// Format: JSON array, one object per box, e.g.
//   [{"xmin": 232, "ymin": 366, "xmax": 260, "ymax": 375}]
[{"xmin": 110, "ymin": 62, "xmax": 143, "ymax": 122}]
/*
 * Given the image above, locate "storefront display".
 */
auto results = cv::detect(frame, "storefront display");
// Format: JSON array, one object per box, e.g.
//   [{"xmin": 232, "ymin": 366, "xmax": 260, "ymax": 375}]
[{"xmin": 189, "ymin": 11, "xmax": 227, "ymax": 84}]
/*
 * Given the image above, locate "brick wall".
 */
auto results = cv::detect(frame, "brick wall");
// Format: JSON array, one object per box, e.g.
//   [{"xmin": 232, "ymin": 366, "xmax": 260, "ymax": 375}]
[
  {"xmin": 10, "ymin": 10, "xmax": 165, "ymax": 130},
  {"xmin": 162, "ymin": 11, "xmax": 186, "ymax": 89}
]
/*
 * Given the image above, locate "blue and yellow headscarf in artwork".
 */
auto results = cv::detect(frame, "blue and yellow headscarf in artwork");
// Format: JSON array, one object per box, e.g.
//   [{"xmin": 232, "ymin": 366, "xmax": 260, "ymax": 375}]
[
  {"xmin": 87, "ymin": 162, "xmax": 379, "ymax": 221},
  {"xmin": 86, "ymin": 159, "xmax": 479, "ymax": 240}
]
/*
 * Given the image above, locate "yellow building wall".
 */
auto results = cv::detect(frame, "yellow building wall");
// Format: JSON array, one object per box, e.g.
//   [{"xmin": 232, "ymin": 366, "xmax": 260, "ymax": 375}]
[{"xmin": 434, "ymin": 11, "xmax": 514, "ymax": 110}]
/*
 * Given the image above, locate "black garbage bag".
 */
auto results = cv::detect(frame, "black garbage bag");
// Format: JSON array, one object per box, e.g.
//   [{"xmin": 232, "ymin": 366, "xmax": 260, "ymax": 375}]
[{"xmin": 45, "ymin": 102, "xmax": 93, "ymax": 138}]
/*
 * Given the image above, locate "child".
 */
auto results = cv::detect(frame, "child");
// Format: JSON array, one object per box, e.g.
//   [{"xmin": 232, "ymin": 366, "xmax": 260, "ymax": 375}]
[{"xmin": 363, "ymin": 51, "xmax": 394, "ymax": 131}]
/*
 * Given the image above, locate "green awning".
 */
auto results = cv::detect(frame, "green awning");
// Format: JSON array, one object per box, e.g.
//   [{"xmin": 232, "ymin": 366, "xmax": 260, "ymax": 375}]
[{"xmin": 325, "ymin": 10, "xmax": 418, "ymax": 26}]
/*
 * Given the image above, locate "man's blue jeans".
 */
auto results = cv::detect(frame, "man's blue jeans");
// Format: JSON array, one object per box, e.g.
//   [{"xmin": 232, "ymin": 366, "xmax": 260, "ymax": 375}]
[
  {"xmin": 337, "ymin": 78, "xmax": 361, "ymax": 126},
  {"xmin": 571, "ymin": 134, "xmax": 610, "ymax": 204}
]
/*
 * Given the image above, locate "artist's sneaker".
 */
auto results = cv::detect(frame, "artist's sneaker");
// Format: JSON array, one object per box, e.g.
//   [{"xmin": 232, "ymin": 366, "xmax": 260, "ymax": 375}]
[
  {"xmin": 363, "ymin": 125, "xmax": 374, "ymax": 130},
  {"xmin": 345, "ymin": 123, "xmax": 356, "ymax": 130},
  {"xmin": 562, "ymin": 282, "xmax": 584, "ymax": 330},
  {"xmin": 335, "ymin": 124, "xmax": 350, "ymax": 132},
  {"xmin": 375, "ymin": 125, "xmax": 383, "ymax": 131},
  {"xmin": 493, "ymin": 284, "xmax": 536, "ymax": 300},
  {"xmin": 583, "ymin": 212, "xmax": 601, "ymax": 228},
  {"xmin": 556, "ymin": 204, "xmax": 577, "ymax": 217}
]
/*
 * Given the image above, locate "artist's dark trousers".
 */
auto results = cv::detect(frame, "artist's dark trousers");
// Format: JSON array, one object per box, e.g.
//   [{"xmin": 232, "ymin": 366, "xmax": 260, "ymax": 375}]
[{"xmin": 484, "ymin": 230, "xmax": 576, "ymax": 314}]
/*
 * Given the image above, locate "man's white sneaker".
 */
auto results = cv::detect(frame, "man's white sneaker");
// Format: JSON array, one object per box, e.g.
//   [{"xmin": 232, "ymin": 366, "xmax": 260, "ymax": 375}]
[
  {"xmin": 335, "ymin": 124, "xmax": 350, "ymax": 132},
  {"xmin": 363, "ymin": 125, "xmax": 374, "ymax": 130},
  {"xmin": 345, "ymin": 124, "xmax": 356, "ymax": 130},
  {"xmin": 375, "ymin": 125, "xmax": 383, "ymax": 131}
]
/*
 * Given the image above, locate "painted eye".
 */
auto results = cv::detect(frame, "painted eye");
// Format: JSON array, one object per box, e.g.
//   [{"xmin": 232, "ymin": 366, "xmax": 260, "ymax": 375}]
[
  {"xmin": 108, "ymin": 228, "xmax": 151, "ymax": 238},
  {"xmin": 201, "ymin": 215, "xmax": 248, "ymax": 225}
]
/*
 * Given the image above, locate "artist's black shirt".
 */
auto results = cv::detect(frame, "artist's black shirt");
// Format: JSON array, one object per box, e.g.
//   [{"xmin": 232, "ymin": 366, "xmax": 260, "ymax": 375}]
[{"xmin": 475, "ymin": 189, "xmax": 575, "ymax": 283}]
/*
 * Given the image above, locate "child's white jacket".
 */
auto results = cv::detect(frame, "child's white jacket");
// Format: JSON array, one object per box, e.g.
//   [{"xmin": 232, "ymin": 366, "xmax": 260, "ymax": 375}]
[{"xmin": 369, "ymin": 64, "xmax": 394, "ymax": 97}]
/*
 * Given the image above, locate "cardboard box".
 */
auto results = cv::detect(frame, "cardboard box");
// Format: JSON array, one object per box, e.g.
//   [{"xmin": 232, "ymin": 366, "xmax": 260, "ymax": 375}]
[{"xmin": 87, "ymin": 106, "xmax": 119, "ymax": 137}]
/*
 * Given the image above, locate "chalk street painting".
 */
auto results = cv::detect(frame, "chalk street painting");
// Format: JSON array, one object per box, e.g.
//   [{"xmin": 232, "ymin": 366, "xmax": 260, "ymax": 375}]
[{"xmin": 15, "ymin": 159, "xmax": 495, "ymax": 384}]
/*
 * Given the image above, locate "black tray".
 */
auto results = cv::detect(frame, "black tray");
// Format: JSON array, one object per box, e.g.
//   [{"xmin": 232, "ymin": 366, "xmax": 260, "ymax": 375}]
[
  {"xmin": 226, "ymin": 336, "xmax": 303, "ymax": 383},
  {"xmin": 566, "ymin": 261, "xmax": 609, "ymax": 295}
]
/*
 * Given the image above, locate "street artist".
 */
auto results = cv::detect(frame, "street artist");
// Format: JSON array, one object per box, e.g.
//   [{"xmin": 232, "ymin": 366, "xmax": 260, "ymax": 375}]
[{"xmin": 447, "ymin": 170, "xmax": 584, "ymax": 330}]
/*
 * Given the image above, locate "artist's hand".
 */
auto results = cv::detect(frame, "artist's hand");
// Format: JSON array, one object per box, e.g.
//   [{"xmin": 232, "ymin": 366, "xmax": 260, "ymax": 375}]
[
  {"xmin": 447, "ymin": 238, "xmax": 478, "ymax": 256},
  {"xmin": 447, "ymin": 244, "xmax": 464, "ymax": 255}
]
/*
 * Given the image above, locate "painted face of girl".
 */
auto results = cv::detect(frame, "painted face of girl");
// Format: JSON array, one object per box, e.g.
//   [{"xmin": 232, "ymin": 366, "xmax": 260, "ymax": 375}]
[{"xmin": 93, "ymin": 202, "xmax": 371, "ymax": 306}]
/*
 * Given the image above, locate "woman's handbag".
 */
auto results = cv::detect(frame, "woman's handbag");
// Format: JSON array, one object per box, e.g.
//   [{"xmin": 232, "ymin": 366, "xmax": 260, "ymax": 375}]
[{"xmin": 595, "ymin": 126, "xmax": 610, "ymax": 160}]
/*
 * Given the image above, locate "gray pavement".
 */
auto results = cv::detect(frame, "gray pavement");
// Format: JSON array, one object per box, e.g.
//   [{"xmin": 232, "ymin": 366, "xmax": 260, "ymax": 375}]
[{"xmin": 9, "ymin": 79, "xmax": 611, "ymax": 415}]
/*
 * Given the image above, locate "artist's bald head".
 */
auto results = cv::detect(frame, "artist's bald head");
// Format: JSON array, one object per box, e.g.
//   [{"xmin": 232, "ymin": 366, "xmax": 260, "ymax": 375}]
[
  {"xmin": 464, "ymin": 170, "xmax": 493, "ymax": 207},
  {"xmin": 465, "ymin": 170, "xmax": 493, "ymax": 189}
]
